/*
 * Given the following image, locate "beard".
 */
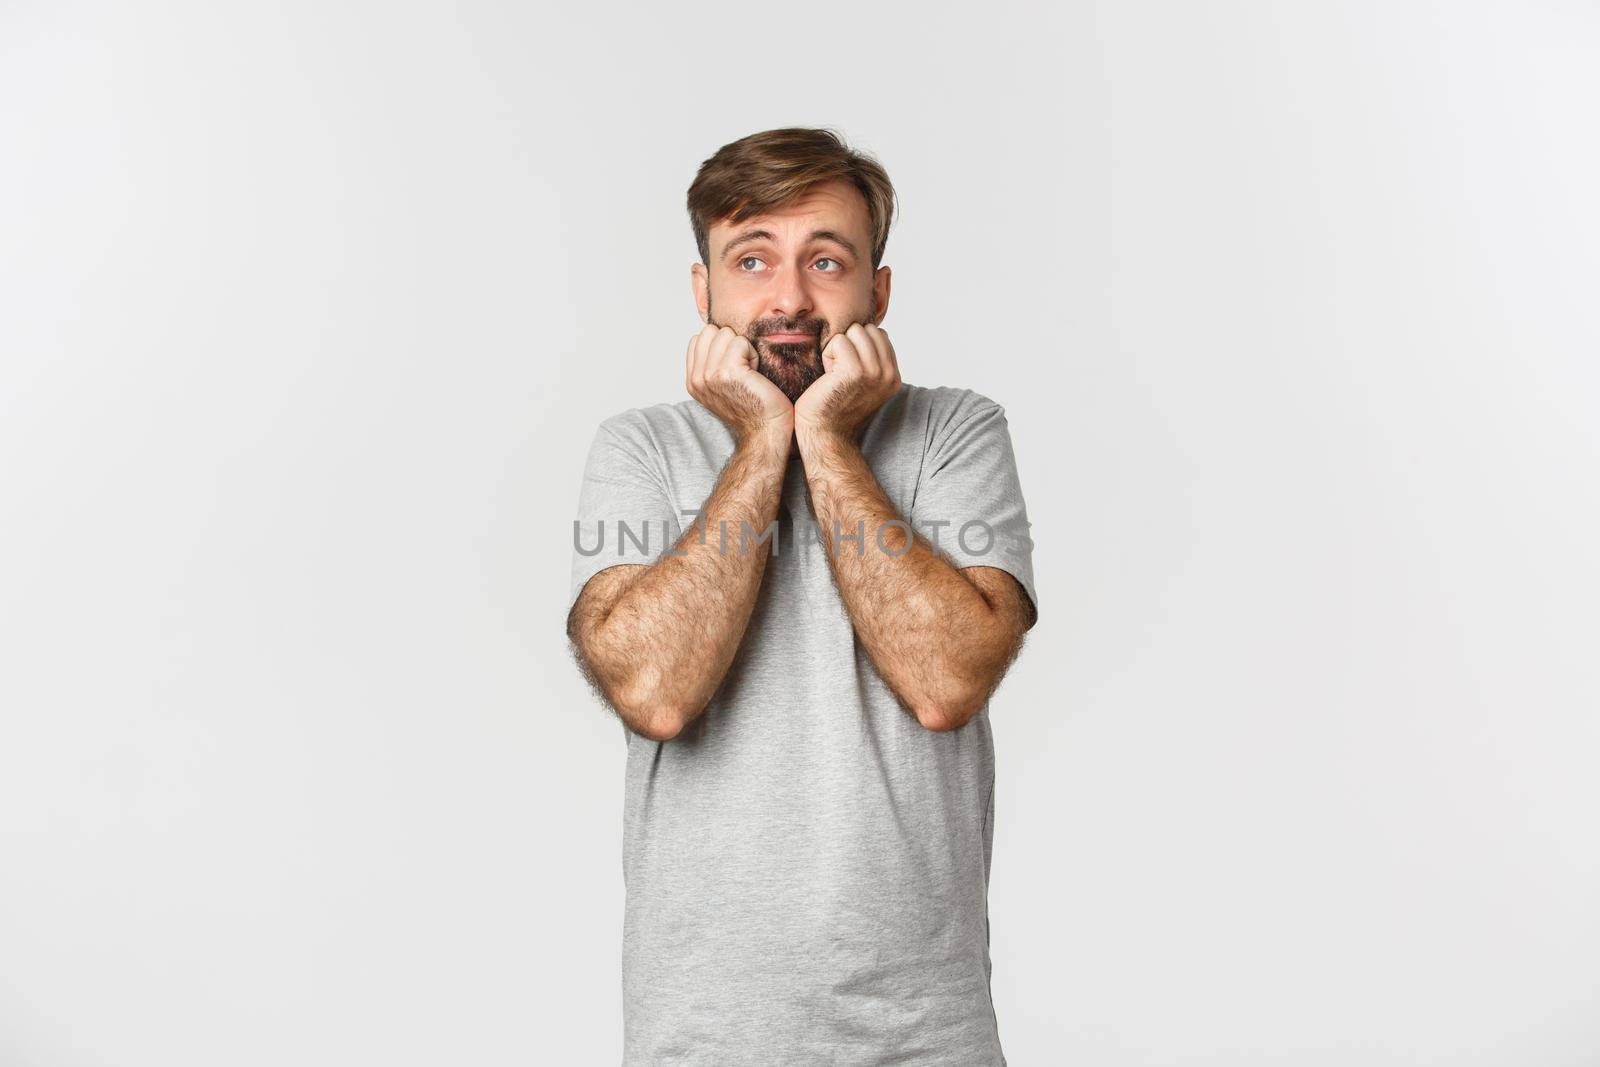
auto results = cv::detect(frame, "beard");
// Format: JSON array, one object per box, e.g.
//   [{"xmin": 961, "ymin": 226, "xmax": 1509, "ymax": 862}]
[
  {"xmin": 756, "ymin": 336, "xmax": 825, "ymax": 404},
  {"xmin": 707, "ymin": 290, "xmax": 878, "ymax": 404}
]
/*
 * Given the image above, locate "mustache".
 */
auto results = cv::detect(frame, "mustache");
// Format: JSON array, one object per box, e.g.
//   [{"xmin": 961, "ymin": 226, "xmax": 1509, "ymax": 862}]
[{"xmin": 751, "ymin": 318, "xmax": 827, "ymax": 339}]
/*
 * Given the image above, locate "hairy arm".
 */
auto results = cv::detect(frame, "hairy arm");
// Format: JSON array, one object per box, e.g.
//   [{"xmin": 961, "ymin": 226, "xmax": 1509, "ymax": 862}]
[
  {"xmin": 797, "ymin": 426, "xmax": 1035, "ymax": 732},
  {"xmin": 567, "ymin": 426, "xmax": 788, "ymax": 742}
]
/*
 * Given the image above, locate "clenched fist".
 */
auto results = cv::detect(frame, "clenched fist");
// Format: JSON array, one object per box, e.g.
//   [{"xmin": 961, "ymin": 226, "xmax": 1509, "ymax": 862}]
[
  {"xmin": 794, "ymin": 323, "xmax": 902, "ymax": 443},
  {"xmin": 685, "ymin": 324, "xmax": 794, "ymax": 449}
]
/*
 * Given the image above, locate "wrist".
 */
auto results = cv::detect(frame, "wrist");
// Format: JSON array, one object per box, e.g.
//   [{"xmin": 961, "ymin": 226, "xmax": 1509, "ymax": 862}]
[
  {"xmin": 735, "ymin": 416, "xmax": 794, "ymax": 465},
  {"xmin": 795, "ymin": 420, "xmax": 855, "ymax": 456}
]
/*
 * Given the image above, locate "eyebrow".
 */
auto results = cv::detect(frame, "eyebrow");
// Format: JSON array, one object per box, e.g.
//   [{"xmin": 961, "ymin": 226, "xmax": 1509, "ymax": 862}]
[{"xmin": 720, "ymin": 228, "xmax": 861, "ymax": 262}]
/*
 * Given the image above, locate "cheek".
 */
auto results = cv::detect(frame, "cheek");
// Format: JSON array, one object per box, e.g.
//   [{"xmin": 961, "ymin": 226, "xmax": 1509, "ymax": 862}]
[
  {"xmin": 820, "ymin": 290, "xmax": 875, "ymax": 330},
  {"xmin": 712, "ymin": 299, "xmax": 761, "ymax": 336}
]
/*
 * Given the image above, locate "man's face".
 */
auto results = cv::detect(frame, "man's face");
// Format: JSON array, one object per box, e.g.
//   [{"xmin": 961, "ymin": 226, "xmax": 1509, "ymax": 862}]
[{"xmin": 692, "ymin": 178, "xmax": 891, "ymax": 403}]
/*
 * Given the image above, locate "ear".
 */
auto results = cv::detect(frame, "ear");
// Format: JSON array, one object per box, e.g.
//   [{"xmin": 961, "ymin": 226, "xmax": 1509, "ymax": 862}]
[
  {"xmin": 870, "ymin": 265, "xmax": 892, "ymax": 324},
  {"xmin": 690, "ymin": 263, "xmax": 709, "ymax": 323}
]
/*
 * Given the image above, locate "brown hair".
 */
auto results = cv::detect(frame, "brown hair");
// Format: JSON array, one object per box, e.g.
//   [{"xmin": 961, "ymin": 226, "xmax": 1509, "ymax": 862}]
[{"xmin": 687, "ymin": 127, "xmax": 898, "ymax": 270}]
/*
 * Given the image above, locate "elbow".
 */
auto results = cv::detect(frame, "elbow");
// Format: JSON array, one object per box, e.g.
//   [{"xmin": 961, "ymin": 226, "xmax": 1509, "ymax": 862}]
[
  {"xmin": 614, "ymin": 682, "xmax": 693, "ymax": 742},
  {"xmin": 910, "ymin": 690, "xmax": 986, "ymax": 733},
  {"xmin": 633, "ymin": 708, "xmax": 686, "ymax": 742},
  {"xmin": 573, "ymin": 629, "xmax": 697, "ymax": 742},
  {"xmin": 909, "ymin": 649, "xmax": 1016, "ymax": 732},
  {"xmin": 914, "ymin": 707, "xmax": 975, "ymax": 733}
]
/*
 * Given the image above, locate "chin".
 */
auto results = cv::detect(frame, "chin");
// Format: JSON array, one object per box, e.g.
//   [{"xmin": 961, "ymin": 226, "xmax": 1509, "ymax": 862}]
[{"xmin": 756, "ymin": 365, "xmax": 817, "ymax": 405}]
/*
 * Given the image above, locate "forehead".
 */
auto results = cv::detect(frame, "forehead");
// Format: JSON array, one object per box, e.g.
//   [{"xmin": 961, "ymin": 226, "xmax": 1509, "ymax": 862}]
[{"xmin": 710, "ymin": 178, "xmax": 871, "ymax": 249}]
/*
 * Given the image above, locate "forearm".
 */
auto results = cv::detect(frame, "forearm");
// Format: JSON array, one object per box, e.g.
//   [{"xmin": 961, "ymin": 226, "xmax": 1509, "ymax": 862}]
[
  {"xmin": 582, "ymin": 430, "xmax": 788, "ymax": 737},
  {"xmin": 798, "ymin": 427, "xmax": 1015, "ymax": 728}
]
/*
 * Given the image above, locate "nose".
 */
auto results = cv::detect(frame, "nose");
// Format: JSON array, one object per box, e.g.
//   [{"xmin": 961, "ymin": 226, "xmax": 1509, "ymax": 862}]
[{"xmin": 768, "ymin": 264, "xmax": 814, "ymax": 323}]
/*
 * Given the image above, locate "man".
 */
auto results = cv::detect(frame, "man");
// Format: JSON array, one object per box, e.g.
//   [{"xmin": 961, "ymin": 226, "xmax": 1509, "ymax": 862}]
[{"xmin": 566, "ymin": 127, "xmax": 1039, "ymax": 1065}]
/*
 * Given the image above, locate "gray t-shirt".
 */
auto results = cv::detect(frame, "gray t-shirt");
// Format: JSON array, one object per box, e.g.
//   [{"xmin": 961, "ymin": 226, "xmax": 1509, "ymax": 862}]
[{"xmin": 568, "ymin": 382, "xmax": 1038, "ymax": 1066}]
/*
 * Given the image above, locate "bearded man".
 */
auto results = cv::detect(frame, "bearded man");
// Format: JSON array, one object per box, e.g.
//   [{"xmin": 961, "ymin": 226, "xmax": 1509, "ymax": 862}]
[{"xmin": 567, "ymin": 126, "xmax": 1039, "ymax": 1066}]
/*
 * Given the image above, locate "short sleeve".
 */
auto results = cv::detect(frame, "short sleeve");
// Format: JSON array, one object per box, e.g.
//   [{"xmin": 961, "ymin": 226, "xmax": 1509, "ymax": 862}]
[
  {"xmin": 568, "ymin": 418, "xmax": 682, "ymax": 615},
  {"xmin": 909, "ymin": 396, "xmax": 1039, "ymax": 623}
]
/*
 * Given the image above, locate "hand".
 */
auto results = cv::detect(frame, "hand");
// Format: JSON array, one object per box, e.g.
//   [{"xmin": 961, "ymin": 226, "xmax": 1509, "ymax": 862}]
[
  {"xmin": 685, "ymin": 324, "xmax": 794, "ymax": 448},
  {"xmin": 794, "ymin": 323, "xmax": 901, "ymax": 443}
]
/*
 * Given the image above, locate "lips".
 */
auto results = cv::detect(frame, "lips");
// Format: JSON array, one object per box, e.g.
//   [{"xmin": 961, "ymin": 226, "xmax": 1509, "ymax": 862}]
[{"xmin": 762, "ymin": 333, "xmax": 815, "ymax": 342}]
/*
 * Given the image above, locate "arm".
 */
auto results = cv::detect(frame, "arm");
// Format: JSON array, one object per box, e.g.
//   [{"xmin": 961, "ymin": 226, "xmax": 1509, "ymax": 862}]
[
  {"xmin": 794, "ymin": 322, "xmax": 1034, "ymax": 732},
  {"xmin": 566, "ymin": 324, "xmax": 793, "ymax": 741},
  {"xmin": 568, "ymin": 431, "xmax": 787, "ymax": 741},
  {"xmin": 798, "ymin": 426, "xmax": 1033, "ymax": 732}
]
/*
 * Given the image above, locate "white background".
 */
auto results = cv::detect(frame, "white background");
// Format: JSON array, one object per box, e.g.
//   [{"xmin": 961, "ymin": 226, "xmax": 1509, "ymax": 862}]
[{"xmin": 3, "ymin": 2, "xmax": 1597, "ymax": 1064}]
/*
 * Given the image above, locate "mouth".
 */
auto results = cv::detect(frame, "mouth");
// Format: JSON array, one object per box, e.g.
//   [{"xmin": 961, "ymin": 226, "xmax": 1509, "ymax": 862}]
[{"xmin": 762, "ymin": 333, "xmax": 815, "ymax": 343}]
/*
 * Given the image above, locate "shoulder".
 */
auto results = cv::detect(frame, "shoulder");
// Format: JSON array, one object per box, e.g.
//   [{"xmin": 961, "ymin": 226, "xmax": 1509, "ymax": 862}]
[
  {"xmin": 589, "ymin": 397, "xmax": 721, "ymax": 453},
  {"xmin": 591, "ymin": 398, "xmax": 694, "ymax": 438},
  {"xmin": 893, "ymin": 382, "xmax": 1008, "ymax": 440}
]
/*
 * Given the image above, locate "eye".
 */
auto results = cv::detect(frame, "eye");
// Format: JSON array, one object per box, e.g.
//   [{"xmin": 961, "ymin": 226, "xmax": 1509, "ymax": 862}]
[
  {"xmin": 738, "ymin": 256, "xmax": 766, "ymax": 272},
  {"xmin": 814, "ymin": 258, "xmax": 841, "ymax": 272}
]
